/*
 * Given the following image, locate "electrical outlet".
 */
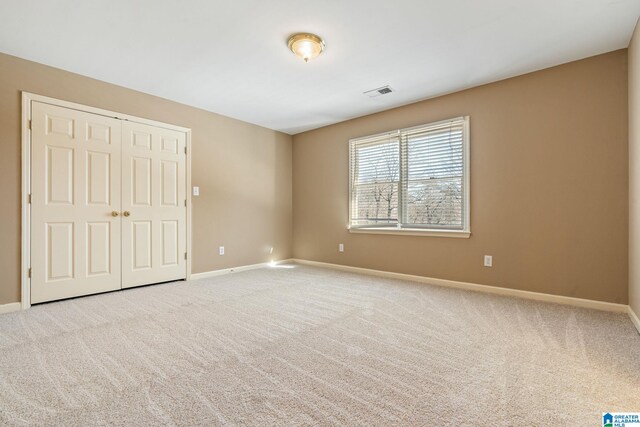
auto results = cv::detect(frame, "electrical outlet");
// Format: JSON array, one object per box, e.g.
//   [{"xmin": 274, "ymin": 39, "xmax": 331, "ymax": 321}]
[
  {"xmin": 192, "ymin": 186, "xmax": 200, "ymax": 196},
  {"xmin": 484, "ymin": 255, "xmax": 492, "ymax": 267},
  {"xmin": 339, "ymin": 243, "xmax": 344, "ymax": 252},
  {"xmin": 219, "ymin": 246, "xmax": 225, "ymax": 256}
]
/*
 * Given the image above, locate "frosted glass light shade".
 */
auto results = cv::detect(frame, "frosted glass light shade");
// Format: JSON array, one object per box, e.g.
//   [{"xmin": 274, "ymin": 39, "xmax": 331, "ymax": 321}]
[{"xmin": 287, "ymin": 33, "xmax": 325, "ymax": 62}]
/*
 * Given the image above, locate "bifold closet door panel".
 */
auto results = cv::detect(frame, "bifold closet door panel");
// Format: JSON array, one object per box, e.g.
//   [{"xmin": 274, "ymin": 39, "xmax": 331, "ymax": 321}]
[
  {"xmin": 30, "ymin": 102, "xmax": 122, "ymax": 303},
  {"xmin": 121, "ymin": 121, "xmax": 187, "ymax": 288}
]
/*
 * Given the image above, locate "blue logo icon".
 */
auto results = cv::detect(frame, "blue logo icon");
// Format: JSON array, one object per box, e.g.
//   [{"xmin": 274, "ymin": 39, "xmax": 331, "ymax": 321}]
[{"xmin": 603, "ymin": 413, "xmax": 613, "ymax": 427}]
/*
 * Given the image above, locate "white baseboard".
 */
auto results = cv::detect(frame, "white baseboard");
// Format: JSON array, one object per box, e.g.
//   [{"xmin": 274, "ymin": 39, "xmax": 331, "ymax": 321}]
[
  {"xmin": 628, "ymin": 306, "xmax": 640, "ymax": 334},
  {"xmin": 0, "ymin": 302, "xmax": 22, "ymax": 315},
  {"xmin": 190, "ymin": 259, "xmax": 294, "ymax": 280},
  {"xmin": 290, "ymin": 259, "xmax": 629, "ymax": 314}
]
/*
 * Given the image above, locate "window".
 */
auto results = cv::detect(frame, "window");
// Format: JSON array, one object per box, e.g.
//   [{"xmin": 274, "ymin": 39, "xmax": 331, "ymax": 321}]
[{"xmin": 349, "ymin": 116, "xmax": 469, "ymax": 237}]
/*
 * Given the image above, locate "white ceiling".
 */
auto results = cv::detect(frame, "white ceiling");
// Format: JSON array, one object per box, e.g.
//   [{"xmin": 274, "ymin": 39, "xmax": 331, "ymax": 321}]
[{"xmin": 1, "ymin": 1, "xmax": 638, "ymax": 134}]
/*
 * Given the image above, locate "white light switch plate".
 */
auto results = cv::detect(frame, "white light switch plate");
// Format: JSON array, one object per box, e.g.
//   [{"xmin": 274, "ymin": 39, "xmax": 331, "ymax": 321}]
[
  {"xmin": 219, "ymin": 246, "xmax": 225, "ymax": 256},
  {"xmin": 193, "ymin": 186, "xmax": 200, "ymax": 196},
  {"xmin": 484, "ymin": 255, "xmax": 493, "ymax": 267}
]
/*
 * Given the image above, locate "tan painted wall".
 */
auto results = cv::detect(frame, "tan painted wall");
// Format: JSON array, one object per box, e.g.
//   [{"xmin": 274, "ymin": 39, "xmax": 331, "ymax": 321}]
[
  {"xmin": 0, "ymin": 52, "xmax": 292, "ymax": 305},
  {"xmin": 630, "ymin": 20, "xmax": 640, "ymax": 315},
  {"xmin": 293, "ymin": 50, "xmax": 629, "ymax": 304}
]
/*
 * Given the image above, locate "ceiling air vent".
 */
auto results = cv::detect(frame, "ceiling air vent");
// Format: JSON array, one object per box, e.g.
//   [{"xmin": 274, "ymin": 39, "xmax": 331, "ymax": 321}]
[{"xmin": 364, "ymin": 85, "xmax": 394, "ymax": 98}]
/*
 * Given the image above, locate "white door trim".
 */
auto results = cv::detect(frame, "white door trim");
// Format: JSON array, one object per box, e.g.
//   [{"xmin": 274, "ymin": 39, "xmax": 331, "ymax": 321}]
[
  {"xmin": 21, "ymin": 92, "xmax": 193, "ymax": 309},
  {"xmin": 629, "ymin": 306, "xmax": 640, "ymax": 334}
]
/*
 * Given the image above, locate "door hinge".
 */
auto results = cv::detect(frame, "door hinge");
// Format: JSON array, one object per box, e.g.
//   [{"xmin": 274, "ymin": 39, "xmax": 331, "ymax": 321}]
[
  {"xmin": 184, "ymin": 199, "xmax": 187, "ymax": 207},
  {"xmin": 184, "ymin": 252, "xmax": 187, "ymax": 260},
  {"xmin": 28, "ymin": 268, "xmax": 31, "ymax": 278},
  {"xmin": 28, "ymin": 194, "xmax": 31, "ymax": 204},
  {"xmin": 184, "ymin": 146, "xmax": 187, "ymax": 155},
  {"xmin": 28, "ymin": 119, "xmax": 32, "ymax": 130}
]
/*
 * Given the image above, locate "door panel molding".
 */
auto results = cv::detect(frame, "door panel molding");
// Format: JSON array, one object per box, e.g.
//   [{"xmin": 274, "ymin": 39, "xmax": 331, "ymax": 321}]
[
  {"xmin": 86, "ymin": 221, "xmax": 111, "ymax": 276},
  {"xmin": 31, "ymin": 101, "xmax": 122, "ymax": 303},
  {"xmin": 22, "ymin": 92, "xmax": 192, "ymax": 309},
  {"xmin": 121, "ymin": 121, "xmax": 187, "ymax": 288}
]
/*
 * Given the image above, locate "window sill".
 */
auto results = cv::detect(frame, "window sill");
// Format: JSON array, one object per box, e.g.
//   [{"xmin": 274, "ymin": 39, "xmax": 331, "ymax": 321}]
[{"xmin": 348, "ymin": 227, "xmax": 471, "ymax": 238}]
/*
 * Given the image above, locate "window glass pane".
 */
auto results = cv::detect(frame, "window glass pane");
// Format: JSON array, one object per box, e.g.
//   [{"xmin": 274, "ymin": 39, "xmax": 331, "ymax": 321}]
[
  {"xmin": 352, "ymin": 182, "xmax": 399, "ymax": 225},
  {"xmin": 404, "ymin": 124, "xmax": 464, "ymax": 227},
  {"xmin": 351, "ymin": 138, "xmax": 400, "ymax": 226},
  {"xmin": 405, "ymin": 179, "xmax": 462, "ymax": 227}
]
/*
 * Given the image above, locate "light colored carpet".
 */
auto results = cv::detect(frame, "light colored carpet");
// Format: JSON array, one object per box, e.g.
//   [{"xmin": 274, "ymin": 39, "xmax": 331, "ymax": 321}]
[{"xmin": 0, "ymin": 264, "xmax": 638, "ymax": 426}]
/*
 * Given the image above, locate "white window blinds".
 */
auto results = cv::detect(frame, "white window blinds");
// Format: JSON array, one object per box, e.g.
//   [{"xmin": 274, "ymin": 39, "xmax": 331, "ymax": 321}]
[
  {"xmin": 349, "ymin": 117, "xmax": 469, "ymax": 232},
  {"xmin": 350, "ymin": 132, "xmax": 400, "ymax": 226}
]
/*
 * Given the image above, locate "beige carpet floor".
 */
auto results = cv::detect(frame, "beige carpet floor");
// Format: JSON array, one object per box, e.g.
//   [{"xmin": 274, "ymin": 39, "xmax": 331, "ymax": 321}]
[{"xmin": 0, "ymin": 264, "xmax": 638, "ymax": 426}]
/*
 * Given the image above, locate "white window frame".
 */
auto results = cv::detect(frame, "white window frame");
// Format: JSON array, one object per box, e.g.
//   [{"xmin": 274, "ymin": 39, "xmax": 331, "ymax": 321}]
[{"xmin": 348, "ymin": 116, "xmax": 470, "ymax": 238}]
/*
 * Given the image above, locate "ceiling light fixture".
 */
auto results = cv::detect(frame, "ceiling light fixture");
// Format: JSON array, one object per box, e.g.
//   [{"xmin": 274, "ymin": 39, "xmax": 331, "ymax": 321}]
[{"xmin": 287, "ymin": 33, "xmax": 325, "ymax": 63}]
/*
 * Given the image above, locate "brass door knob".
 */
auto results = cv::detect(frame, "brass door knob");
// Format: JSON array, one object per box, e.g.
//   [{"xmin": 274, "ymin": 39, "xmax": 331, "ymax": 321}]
[
  {"xmin": 111, "ymin": 211, "xmax": 119, "ymax": 217},
  {"xmin": 123, "ymin": 211, "xmax": 131, "ymax": 217}
]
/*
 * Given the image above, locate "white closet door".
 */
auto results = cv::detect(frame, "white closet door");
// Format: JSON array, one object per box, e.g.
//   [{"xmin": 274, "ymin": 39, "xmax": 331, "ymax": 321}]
[
  {"xmin": 31, "ymin": 102, "xmax": 122, "ymax": 303},
  {"xmin": 121, "ymin": 121, "xmax": 187, "ymax": 288}
]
